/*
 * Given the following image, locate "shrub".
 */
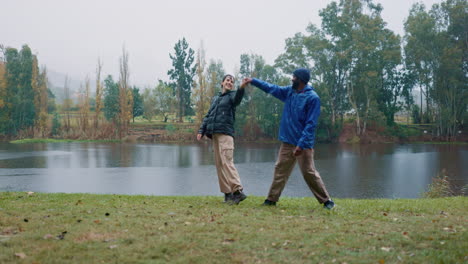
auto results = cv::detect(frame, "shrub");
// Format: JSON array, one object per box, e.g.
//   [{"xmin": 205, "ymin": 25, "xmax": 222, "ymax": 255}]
[
  {"xmin": 165, "ymin": 124, "xmax": 177, "ymax": 135},
  {"xmin": 422, "ymin": 169, "xmax": 455, "ymax": 198}
]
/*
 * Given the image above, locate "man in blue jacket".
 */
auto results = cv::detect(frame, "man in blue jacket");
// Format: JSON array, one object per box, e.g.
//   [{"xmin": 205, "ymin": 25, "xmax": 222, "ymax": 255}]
[{"xmin": 241, "ymin": 68, "xmax": 335, "ymax": 209}]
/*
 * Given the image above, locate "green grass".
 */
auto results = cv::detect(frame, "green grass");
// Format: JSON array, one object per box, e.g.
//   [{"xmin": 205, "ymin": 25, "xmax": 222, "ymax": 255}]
[
  {"xmin": 0, "ymin": 193, "xmax": 466, "ymax": 263},
  {"xmin": 10, "ymin": 139, "xmax": 121, "ymax": 144}
]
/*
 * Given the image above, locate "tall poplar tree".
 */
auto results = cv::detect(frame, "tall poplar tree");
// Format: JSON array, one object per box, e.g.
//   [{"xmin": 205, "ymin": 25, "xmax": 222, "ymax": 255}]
[
  {"xmin": 192, "ymin": 42, "xmax": 210, "ymax": 124},
  {"xmin": 118, "ymin": 47, "xmax": 133, "ymax": 137},
  {"xmin": 95, "ymin": 58, "xmax": 103, "ymax": 128}
]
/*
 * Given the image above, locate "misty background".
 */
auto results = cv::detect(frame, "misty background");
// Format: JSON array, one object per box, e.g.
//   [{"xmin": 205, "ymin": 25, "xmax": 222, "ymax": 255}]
[{"xmin": 2, "ymin": 0, "xmax": 443, "ymax": 103}]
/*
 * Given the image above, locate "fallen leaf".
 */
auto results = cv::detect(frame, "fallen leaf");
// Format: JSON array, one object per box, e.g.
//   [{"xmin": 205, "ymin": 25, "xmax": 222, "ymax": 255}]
[
  {"xmin": 43, "ymin": 234, "xmax": 54, "ymax": 239},
  {"xmin": 94, "ymin": 220, "xmax": 101, "ymax": 224},
  {"xmin": 27, "ymin": 192, "xmax": 34, "ymax": 196},
  {"xmin": 184, "ymin": 222, "xmax": 192, "ymax": 225},
  {"xmin": 15, "ymin": 253, "xmax": 26, "ymax": 259},
  {"xmin": 109, "ymin": 245, "xmax": 118, "ymax": 249},
  {"xmin": 383, "ymin": 212, "xmax": 388, "ymax": 216},
  {"xmin": 378, "ymin": 259, "xmax": 385, "ymax": 264},
  {"xmin": 443, "ymin": 227, "xmax": 455, "ymax": 232},
  {"xmin": 381, "ymin": 247, "xmax": 392, "ymax": 252},
  {"xmin": 402, "ymin": 232, "xmax": 409, "ymax": 236},
  {"xmin": 222, "ymin": 238, "xmax": 235, "ymax": 245}
]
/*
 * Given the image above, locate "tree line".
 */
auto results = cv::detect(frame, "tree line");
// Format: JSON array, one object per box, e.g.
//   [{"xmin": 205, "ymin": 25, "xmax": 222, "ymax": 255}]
[{"xmin": 0, "ymin": 0, "xmax": 466, "ymax": 141}]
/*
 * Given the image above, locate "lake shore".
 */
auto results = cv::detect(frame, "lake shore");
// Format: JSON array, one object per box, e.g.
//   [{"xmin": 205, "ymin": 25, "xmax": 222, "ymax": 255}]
[
  {"xmin": 2, "ymin": 121, "xmax": 467, "ymax": 144},
  {"xmin": 0, "ymin": 192, "xmax": 466, "ymax": 263}
]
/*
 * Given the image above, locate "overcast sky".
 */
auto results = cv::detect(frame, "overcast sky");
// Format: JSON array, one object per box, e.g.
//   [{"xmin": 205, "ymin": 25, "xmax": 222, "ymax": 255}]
[{"xmin": 2, "ymin": 0, "xmax": 443, "ymax": 87}]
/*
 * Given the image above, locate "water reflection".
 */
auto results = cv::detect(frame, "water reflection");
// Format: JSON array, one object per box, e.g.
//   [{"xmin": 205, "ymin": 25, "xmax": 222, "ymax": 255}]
[{"xmin": 0, "ymin": 142, "xmax": 466, "ymax": 198}]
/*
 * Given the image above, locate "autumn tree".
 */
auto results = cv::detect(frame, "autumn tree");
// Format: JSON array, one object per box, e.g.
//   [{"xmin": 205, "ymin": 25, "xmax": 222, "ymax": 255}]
[
  {"xmin": 192, "ymin": 41, "xmax": 209, "ymax": 124},
  {"xmin": 95, "ymin": 58, "xmax": 103, "ymax": 128},
  {"xmin": 78, "ymin": 78, "xmax": 91, "ymax": 133},
  {"xmin": 62, "ymin": 75, "xmax": 72, "ymax": 132},
  {"xmin": 118, "ymin": 47, "xmax": 133, "ymax": 137},
  {"xmin": 32, "ymin": 60, "xmax": 49, "ymax": 137},
  {"xmin": 206, "ymin": 59, "xmax": 225, "ymax": 99}
]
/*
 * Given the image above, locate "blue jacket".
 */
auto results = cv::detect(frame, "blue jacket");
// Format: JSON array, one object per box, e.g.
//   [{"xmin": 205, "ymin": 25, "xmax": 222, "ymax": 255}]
[{"xmin": 250, "ymin": 78, "xmax": 320, "ymax": 149}]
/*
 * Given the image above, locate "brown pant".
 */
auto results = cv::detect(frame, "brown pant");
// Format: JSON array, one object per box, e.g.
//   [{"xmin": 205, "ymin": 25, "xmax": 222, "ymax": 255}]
[
  {"xmin": 267, "ymin": 143, "xmax": 330, "ymax": 204},
  {"xmin": 212, "ymin": 134, "xmax": 242, "ymax": 193}
]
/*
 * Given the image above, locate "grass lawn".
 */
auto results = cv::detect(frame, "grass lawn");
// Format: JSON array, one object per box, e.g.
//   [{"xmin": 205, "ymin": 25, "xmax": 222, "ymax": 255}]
[{"xmin": 0, "ymin": 193, "xmax": 466, "ymax": 263}]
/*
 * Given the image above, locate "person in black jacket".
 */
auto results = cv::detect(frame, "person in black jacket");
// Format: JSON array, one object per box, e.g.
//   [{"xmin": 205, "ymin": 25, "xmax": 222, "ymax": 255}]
[{"xmin": 197, "ymin": 74, "xmax": 247, "ymax": 204}]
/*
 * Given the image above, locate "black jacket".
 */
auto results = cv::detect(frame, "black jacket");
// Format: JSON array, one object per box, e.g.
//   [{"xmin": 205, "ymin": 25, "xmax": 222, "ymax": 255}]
[{"xmin": 198, "ymin": 89, "xmax": 245, "ymax": 138}]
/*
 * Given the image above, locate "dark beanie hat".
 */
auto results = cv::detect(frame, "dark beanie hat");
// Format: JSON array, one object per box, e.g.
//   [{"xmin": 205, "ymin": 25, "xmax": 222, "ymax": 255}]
[{"xmin": 293, "ymin": 68, "xmax": 311, "ymax": 84}]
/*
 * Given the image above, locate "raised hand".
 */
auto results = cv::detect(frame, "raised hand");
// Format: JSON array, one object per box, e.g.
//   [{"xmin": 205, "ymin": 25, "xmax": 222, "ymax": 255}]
[{"xmin": 240, "ymin": 77, "xmax": 252, "ymax": 89}]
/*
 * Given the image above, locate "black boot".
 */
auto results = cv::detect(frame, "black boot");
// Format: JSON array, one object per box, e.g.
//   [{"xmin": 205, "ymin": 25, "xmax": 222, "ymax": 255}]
[
  {"xmin": 230, "ymin": 190, "xmax": 247, "ymax": 205},
  {"xmin": 224, "ymin": 193, "xmax": 233, "ymax": 203},
  {"xmin": 262, "ymin": 199, "xmax": 276, "ymax": 206}
]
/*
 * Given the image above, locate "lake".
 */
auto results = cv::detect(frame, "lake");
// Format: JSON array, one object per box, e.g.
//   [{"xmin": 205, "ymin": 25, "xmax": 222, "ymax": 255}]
[{"xmin": 0, "ymin": 141, "xmax": 466, "ymax": 199}]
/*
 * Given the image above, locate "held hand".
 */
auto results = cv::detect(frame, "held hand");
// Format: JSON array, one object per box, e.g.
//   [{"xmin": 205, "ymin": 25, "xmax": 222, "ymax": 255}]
[
  {"xmin": 240, "ymin": 78, "xmax": 252, "ymax": 89},
  {"xmin": 197, "ymin": 134, "xmax": 203, "ymax": 141},
  {"xmin": 293, "ymin": 146, "xmax": 303, "ymax": 156}
]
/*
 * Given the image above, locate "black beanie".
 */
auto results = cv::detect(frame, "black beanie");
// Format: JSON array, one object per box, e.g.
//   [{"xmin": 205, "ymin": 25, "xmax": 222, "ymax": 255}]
[{"xmin": 293, "ymin": 68, "xmax": 310, "ymax": 84}]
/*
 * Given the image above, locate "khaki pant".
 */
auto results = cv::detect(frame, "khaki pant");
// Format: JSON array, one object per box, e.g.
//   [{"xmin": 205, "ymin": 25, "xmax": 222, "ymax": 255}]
[
  {"xmin": 267, "ymin": 143, "xmax": 330, "ymax": 204},
  {"xmin": 212, "ymin": 134, "xmax": 242, "ymax": 193}
]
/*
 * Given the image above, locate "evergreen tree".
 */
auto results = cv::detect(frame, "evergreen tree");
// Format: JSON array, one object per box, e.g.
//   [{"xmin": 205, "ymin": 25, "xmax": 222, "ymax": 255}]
[
  {"xmin": 132, "ymin": 86, "xmax": 143, "ymax": 122},
  {"xmin": 1, "ymin": 45, "xmax": 36, "ymax": 136},
  {"xmin": 103, "ymin": 75, "xmax": 120, "ymax": 124},
  {"xmin": 168, "ymin": 38, "xmax": 196, "ymax": 122}
]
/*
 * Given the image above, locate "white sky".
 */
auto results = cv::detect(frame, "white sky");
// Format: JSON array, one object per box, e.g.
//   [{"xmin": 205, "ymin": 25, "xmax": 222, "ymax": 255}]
[{"xmin": 1, "ymin": 0, "xmax": 443, "ymax": 87}]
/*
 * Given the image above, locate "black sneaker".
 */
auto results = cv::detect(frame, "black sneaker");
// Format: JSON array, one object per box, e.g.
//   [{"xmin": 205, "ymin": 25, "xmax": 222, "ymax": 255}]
[
  {"xmin": 224, "ymin": 193, "xmax": 233, "ymax": 203},
  {"xmin": 230, "ymin": 190, "xmax": 247, "ymax": 205},
  {"xmin": 262, "ymin": 199, "xmax": 276, "ymax": 206},
  {"xmin": 323, "ymin": 199, "xmax": 335, "ymax": 210}
]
